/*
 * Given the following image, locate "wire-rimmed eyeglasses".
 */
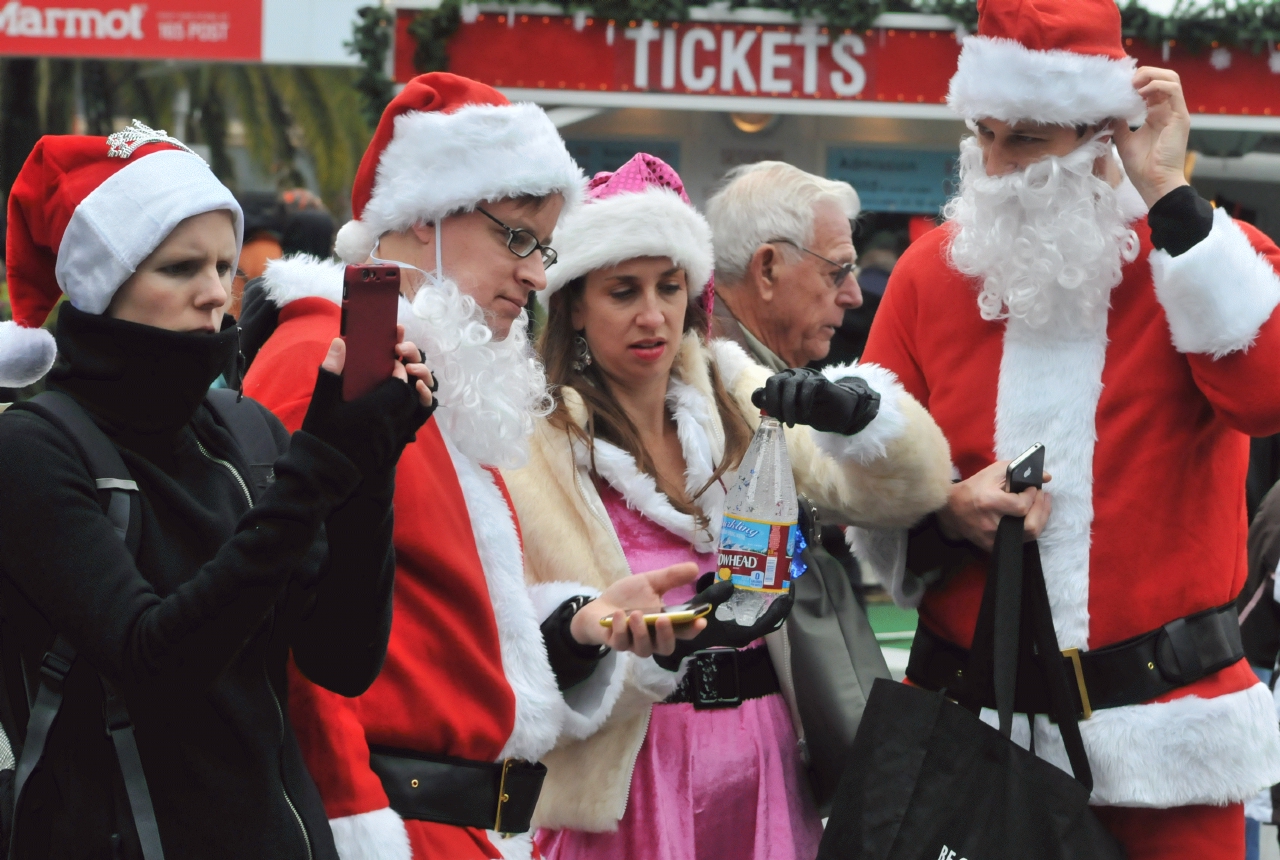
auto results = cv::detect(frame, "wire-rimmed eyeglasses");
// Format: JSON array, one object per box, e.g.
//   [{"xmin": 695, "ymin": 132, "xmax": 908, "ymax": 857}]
[
  {"xmin": 477, "ymin": 206, "xmax": 558, "ymax": 269},
  {"xmin": 769, "ymin": 238, "xmax": 857, "ymax": 288}
]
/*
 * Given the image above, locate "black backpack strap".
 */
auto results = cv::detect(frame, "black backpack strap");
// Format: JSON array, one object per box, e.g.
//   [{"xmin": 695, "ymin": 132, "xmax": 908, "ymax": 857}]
[
  {"xmin": 101, "ymin": 676, "xmax": 163, "ymax": 858},
  {"xmin": 9, "ymin": 634, "xmax": 75, "ymax": 825},
  {"xmin": 204, "ymin": 388, "xmax": 278, "ymax": 500},
  {"xmin": 16, "ymin": 392, "xmax": 139, "ymax": 553},
  {"xmin": 5, "ymin": 392, "xmax": 164, "ymax": 859}
]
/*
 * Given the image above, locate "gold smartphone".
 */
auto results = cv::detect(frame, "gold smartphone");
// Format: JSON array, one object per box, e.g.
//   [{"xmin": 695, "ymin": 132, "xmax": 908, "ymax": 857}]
[{"xmin": 598, "ymin": 601, "xmax": 714, "ymax": 628}]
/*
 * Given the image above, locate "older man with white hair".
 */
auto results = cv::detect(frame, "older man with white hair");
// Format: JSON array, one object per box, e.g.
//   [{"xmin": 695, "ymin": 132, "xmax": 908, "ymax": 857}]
[{"xmin": 706, "ymin": 161, "xmax": 863, "ymax": 371}]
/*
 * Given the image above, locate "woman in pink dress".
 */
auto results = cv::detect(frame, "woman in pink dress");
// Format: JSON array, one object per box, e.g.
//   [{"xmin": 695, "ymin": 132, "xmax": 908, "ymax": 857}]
[{"xmin": 501, "ymin": 154, "xmax": 952, "ymax": 860}]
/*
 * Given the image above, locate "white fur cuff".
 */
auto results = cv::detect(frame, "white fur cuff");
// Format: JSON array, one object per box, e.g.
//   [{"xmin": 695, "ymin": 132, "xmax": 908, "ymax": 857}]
[
  {"xmin": 560, "ymin": 650, "xmax": 628, "ymax": 741},
  {"xmin": 329, "ymin": 807, "xmax": 411, "ymax": 860},
  {"xmin": 812, "ymin": 362, "xmax": 909, "ymax": 465},
  {"xmin": 1152, "ymin": 207, "xmax": 1280, "ymax": 358},
  {"xmin": 526, "ymin": 580, "xmax": 602, "ymax": 624},
  {"xmin": 629, "ymin": 651, "xmax": 687, "ymax": 701}
]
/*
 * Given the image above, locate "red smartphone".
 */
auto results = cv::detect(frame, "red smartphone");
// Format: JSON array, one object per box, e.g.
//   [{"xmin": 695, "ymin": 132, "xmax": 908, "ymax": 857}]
[{"xmin": 341, "ymin": 264, "xmax": 401, "ymax": 401}]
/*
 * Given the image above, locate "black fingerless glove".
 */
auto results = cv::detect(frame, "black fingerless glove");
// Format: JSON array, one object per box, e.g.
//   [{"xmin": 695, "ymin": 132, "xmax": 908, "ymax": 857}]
[
  {"xmin": 751, "ymin": 367, "xmax": 880, "ymax": 435},
  {"xmin": 653, "ymin": 575, "xmax": 793, "ymax": 671},
  {"xmin": 541, "ymin": 595, "xmax": 610, "ymax": 691},
  {"xmin": 301, "ymin": 367, "xmax": 435, "ymax": 479}
]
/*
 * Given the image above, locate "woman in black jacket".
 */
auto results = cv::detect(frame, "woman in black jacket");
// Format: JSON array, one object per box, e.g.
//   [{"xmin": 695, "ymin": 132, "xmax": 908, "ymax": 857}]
[{"xmin": 0, "ymin": 129, "xmax": 434, "ymax": 858}]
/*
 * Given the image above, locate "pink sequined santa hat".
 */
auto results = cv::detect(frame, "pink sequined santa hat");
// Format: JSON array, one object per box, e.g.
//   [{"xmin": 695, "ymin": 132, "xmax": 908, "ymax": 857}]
[{"xmin": 542, "ymin": 153, "xmax": 715, "ymax": 318}]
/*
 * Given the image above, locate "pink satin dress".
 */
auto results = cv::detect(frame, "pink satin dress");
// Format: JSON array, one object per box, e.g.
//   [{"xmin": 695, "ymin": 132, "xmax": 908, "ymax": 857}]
[{"xmin": 537, "ymin": 482, "xmax": 824, "ymax": 860}]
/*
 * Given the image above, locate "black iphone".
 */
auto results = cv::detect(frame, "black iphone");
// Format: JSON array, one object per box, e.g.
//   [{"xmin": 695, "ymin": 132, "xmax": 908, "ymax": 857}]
[{"xmin": 1006, "ymin": 443, "xmax": 1045, "ymax": 493}]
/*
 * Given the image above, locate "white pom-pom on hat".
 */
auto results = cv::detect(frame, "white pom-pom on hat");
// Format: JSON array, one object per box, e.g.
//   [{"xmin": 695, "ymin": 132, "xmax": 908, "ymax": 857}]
[
  {"xmin": 0, "ymin": 322, "xmax": 57, "ymax": 389},
  {"xmin": 334, "ymin": 219, "xmax": 378, "ymax": 264}
]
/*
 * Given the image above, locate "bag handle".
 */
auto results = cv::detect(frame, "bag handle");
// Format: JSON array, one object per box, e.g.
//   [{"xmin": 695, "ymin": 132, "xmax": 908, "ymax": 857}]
[{"xmin": 963, "ymin": 513, "xmax": 1094, "ymax": 791}]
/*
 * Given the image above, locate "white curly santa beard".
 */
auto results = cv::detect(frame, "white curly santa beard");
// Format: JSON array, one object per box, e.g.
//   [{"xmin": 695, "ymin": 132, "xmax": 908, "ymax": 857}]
[
  {"xmin": 398, "ymin": 277, "xmax": 552, "ymax": 469},
  {"xmin": 945, "ymin": 135, "xmax": 1141, "ymax": 334}
]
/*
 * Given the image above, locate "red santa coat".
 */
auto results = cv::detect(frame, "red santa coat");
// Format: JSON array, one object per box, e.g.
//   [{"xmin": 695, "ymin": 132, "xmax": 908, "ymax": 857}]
[
  {"xmin": 861, "ymin": 206, "xmax": 1280, "ymax": 807},
  {"xmin": 243, "ymin": 257, "xmax": 627, "ymax": 860}
]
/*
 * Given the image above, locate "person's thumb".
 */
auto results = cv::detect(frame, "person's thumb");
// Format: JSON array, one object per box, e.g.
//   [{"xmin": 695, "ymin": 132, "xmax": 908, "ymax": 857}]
[
  {"xmin": 641, "ymin": 562, "xmax": 700, "ymax": 596},
  {"xmin": 321, "ymin": 337, "xmax": 346, "ymax": 375}
]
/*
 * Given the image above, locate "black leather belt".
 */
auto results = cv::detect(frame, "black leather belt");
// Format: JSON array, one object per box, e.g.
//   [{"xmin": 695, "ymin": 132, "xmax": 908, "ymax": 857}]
[
  {"xmin": 907, "ymin": 600, "xmax": 1245, "ymax": 719},
  {"xmin": 662, "ymin": 646, "xmax": 780, "ymax": 709},
  {"xmin": 368, "ymin": 747, "xmax": 547, "ymax": 834}
]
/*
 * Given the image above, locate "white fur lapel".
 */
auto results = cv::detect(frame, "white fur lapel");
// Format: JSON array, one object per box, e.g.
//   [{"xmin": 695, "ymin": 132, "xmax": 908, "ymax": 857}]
[
  {"xmin": 568, "ymin": 334, "xmax": 727, "ymax": 553},
  {"xmin": 995, "ymin": 314, "xmax": 1107, "ymax": 651},
  {"xmin": 440, "ymin": 433, "xmax": 564, "ymax": 762}
]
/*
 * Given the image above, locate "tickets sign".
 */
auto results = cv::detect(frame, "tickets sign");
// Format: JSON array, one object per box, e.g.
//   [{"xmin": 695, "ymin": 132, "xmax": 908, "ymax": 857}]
[
  {"xmin": 0, "ymin": 0, "xmax": 262, "ymax": 61},
  {"xmin": 395, "ymin": 10, "xmax": 1280, "ymax": 124}
]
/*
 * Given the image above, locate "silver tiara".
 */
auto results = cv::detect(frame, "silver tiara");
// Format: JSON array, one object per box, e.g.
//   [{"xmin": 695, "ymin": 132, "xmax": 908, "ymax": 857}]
[{"xmin": 106, "ymin": 119, "xmax": 203, "ymax": 162}]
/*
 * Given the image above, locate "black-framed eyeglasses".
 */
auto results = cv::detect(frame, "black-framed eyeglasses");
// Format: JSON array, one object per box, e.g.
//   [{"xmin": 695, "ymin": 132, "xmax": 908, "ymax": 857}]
[
  {"xmin": 477, "ymin": 206, "xmax": 558, "ymax": 269},
  {"xmin": 769, "ymin": 238, "xmax": 856, "ymax": 288}
]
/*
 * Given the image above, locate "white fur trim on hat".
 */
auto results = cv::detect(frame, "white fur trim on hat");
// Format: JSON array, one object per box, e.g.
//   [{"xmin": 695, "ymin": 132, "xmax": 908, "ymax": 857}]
[
  {"xmin": 541, "ymin": 187, "xmax": 714, "ymax": 301},
  {"xmin": 0, "ymin": 321, "xmax": 57, "ymax": 389},
  {"xmin": 55, "ymin": 149, "xmax": 243, "ymax": 315},
  {"xmin": 947, "ymin": 36, "xmax": 1147, "ymax": 126},
  {"xmin": 352, "ymin": 101, "xmax": 584, "ymax": 263}
]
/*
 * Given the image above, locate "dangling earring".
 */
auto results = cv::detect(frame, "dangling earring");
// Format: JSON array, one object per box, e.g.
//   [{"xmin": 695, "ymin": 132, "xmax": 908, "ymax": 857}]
[{"xmin": 573, "ymin": 334, "xmax": 593, "ymax": 372}]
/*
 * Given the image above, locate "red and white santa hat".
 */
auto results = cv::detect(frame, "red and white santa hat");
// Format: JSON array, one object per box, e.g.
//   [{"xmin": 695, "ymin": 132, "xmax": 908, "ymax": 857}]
[
  {"xmin": 947, "ymin": 0, "xmax": 1147, "ymax": 127},
  {"xmin": 333, "ymin": 72, "xmax": 585, "ymax": 264},
  {"xmin": 542, "ymin": 153, "xmax": 713, "ymax": 302},
  {"xmin": 2, "ymin": 123, "xmax": 242, "ymax": 387}
]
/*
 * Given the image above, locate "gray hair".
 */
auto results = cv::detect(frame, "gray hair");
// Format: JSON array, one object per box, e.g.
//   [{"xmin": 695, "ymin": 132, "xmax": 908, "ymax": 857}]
[{"xmin": 705, "ymin": 161, "xmax": 860, "ymax": 286}]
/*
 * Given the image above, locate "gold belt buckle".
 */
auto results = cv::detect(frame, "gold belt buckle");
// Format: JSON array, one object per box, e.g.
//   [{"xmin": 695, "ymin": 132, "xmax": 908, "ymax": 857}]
[
  {"xmin": 494, "ymin": 758, "xmax": 516, "ymax": 835},
  {"xmin": 1061, "ymin": 648, "xmax": 1093, "ymax": 720}
]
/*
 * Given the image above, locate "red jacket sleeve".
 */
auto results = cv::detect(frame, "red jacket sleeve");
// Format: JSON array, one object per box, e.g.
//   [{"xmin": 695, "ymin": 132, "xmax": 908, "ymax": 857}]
[{"xmin": 862, "ymin": 240, "xmax": 931, "ymax": 409}]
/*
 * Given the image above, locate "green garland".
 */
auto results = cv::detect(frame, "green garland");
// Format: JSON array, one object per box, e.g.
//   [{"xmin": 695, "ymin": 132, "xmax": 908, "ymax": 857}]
[
  {"xmin": 347, "ymin": 5, "xmax": 397, "ymax": 128},
  {"xmin": 352, "ymin": 0, "xmax": 1280, "ymax": 121}
]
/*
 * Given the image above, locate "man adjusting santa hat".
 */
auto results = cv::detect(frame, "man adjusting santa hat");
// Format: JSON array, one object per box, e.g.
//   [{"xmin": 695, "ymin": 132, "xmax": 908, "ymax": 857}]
[
  {"xmin": 241, "ymin": 73, "xmax": 706, "ymax": 860},
  {"xmin": 851, "ymin": 0, "xmax": 1280, "ymax": 858}
]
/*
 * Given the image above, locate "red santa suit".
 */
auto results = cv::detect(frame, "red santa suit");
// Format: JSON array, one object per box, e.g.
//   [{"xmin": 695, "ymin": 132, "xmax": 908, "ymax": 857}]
[
  {"xmin": 242, "ymin": 75, "xmax": 633, "ymax": 860},
  {"xmin": 852, "ymin": 0, "xmax": 1280, "ymax": 848}
]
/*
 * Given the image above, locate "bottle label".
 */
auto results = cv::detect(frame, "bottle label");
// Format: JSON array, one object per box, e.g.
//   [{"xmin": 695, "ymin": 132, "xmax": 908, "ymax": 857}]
[{"xmin": 717, "ymin": 515, "xmax": 797, "ymax": 592}]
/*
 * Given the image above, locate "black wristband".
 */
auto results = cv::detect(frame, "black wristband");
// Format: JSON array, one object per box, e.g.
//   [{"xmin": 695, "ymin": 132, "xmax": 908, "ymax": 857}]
[
  {"xmin": 1148, "ymin": 185, "xmax": 1214, "ymax": 257},
  {"xmin": 541, "ymin": 595, "xmax": 609, "ymax": 691}
]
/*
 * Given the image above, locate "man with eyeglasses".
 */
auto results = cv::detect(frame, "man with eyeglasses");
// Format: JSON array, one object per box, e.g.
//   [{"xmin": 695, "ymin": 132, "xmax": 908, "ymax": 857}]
[
  {"xmin": 706, "ymin": 161, "xmax": 863, "ymax": 372},
  {"xmin": 239, "ymin": 73, "xmax": 703, "ymax": 860}
]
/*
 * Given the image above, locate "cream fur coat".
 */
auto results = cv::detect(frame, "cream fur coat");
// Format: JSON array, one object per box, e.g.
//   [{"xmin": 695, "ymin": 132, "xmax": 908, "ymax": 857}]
[{"xmin": 502, "ymin": 332, "xmax": 951, "ymax": 832}]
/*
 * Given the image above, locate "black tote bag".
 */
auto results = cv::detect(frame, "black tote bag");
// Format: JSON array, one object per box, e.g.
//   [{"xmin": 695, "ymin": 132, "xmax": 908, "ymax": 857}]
[{"xmin": 817, "ymin": 517, "xmax": 1125, "ymax": 860}]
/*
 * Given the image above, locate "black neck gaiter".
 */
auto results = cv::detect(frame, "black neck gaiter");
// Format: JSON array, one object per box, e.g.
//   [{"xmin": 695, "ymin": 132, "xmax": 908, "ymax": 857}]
[{"xmin": 49, "ymin": 304, "xmax": 240, "ymax": 438}]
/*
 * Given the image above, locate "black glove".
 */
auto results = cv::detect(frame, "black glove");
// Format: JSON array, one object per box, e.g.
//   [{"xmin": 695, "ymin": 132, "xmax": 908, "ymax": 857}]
[
  {"xmin": 751, "ymin": 367, "xmax": 880, "ymax": 435},
  {"xmin": 654, "ymin": 574, "xmax": 794, "ymax": 671},
  {"xmin": 301, "ymin": 366, "xmax": 435, "ymax": 478}
]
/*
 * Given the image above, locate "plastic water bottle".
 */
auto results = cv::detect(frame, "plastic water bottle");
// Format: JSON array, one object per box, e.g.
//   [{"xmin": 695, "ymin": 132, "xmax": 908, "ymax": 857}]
[{"xmin": 715, "ymin": 416, "xmax": 804, "ymax": 626}]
